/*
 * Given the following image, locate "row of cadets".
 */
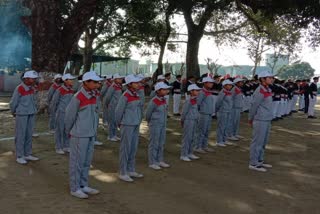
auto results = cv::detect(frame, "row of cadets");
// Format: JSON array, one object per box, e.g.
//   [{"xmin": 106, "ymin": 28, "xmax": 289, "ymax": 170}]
[
  {"xmin": 180, "ymin": 84, "xmax": 202, "ymax": 161},
  {"xmin": 248, "ymin": 71, "xmax": 274, "ymax": 172},
  {"xmin": 172, "ymin": 74, "xmax": 182, "ymax": 116},
  {"xmin": 308, "ymin": 76, "xmax": 319, "ymax": 119},
  {"xmin": 104, "ymin": 73, "xmax": 125, "ymax": 141},
  {"xmin": 10, "ymin": 70, "xmax": 40, "ymax": 165},
  {"xmin": 101, "ymin": 74, "xmax": 113, "ymax": 126},
  {"xmin": 51, "ymin": 73, "xmax": 76, "ymax": 154},
  {"xmin": 194, "ymin": 76, "xmax": 215, "ymax": 153},
  {"xmin": 115, "ymin": 74, "xmax": 144, "ymax": 182},
  {"xmin": 47, "ymin": 74, "xmax": 62, "ymax": 133},
  {"xmin": 65, "ymin": 71, "xmax": 103, "ymax": 199}
]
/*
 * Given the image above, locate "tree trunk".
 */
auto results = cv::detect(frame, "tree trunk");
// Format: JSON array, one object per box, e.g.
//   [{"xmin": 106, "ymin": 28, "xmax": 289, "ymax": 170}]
[
  {"xmin": 22, "ymin": 0, "xmax": 97, "ymax": 74},
  {"xmin": 83, "ymin": 30, "xmax": 95, "ymax": 73},
  {"xmin": 157, "ymin": 43, "xmax": 166, "ymax": 75},
  {"xmin": 185, "ymin": 33, "xmax": 201, "ymax": 78}
]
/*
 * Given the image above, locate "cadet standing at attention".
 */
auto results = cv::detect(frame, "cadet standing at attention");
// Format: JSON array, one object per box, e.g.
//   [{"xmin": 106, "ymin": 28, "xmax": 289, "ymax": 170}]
[
  {"xmin": 116, "ymin": 74, "xmax": 143, "ymax": 182},
  {"xmin": 47, "ymin": 74, "xmax": 62, "ymax": 133},
  {"xmin": 10, "ymin": 70, "xmax": 40, "ymax": 164},
  {"xmin": 65, "ymin": 71, "xmax": 103, "ymax": 199},
  {"xmin": 248, "ymin": 71, "xmax": 274, "ymax": 172},
  {"xmin": 180, "ymin": 84, "xmax": 201, "ymax": 162},
  {"xmin": 146, "ymin": 82, "xmax": 172, "ymax": 170}
]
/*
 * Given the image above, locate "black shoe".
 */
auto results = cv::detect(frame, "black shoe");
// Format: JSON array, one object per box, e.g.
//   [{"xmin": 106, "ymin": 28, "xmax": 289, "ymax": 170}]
[
  {"xmin": 244, "ymin": 110, "xmax": 249, "ymax": 113},
  {"xmin": 272, "ymin": 118, "xmax": 278, "ymax": 121},
  {"xmin": 167, "ymin": 115, "xmax": 171, "ymax": 119},
  {"xmin": 212, "ymin": 116, "xmax": 217, "ymax": 119},
  {"xmin": 308, "ymin": 116, "xmax": 317, "ymax": 119},
  {"xmin": 278, "ymin": 117, "xmax": 283, "ymax": 120},
  {"xmin": 291, "ymin": 110, "xmax": 298, "ymax": 113}
]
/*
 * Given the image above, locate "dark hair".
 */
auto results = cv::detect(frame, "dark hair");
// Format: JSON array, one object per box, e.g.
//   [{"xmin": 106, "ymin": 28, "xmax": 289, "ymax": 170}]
[{"xmin": 164, "ymin": 73, "xmax": 171, "ymax": 78}]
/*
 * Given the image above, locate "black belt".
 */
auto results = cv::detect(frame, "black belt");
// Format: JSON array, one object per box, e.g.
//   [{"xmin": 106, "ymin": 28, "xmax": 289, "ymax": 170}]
[{"xmin": 174, "ymin": 92, "xmax": 181, "ymax": 94}]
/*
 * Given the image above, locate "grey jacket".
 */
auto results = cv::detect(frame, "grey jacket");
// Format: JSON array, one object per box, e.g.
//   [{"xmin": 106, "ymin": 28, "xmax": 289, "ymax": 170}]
[
  {"xmin": 197, "ymin": 88, "xmax": 214, "ymax": 115},
  {"xmin": 101, "ymin": 81, "xmax": 112, "ymax": 98},
  {"xmin": 146, "ymin": 95, "xmax": 167, "ymax": 125},
  {"xmin": 249, "ymin": 85, "xmax": 273, "ymax": 121},
  {"xmin": 216, "ymin": 89, "xmax": 233, "ymax": 113},
  {"xmin": 181, "ymin": 97, "xmax": 199, "ymax": 121},
  {"xmin": 64, "ymin": 87, "xmax": 99, "ymax": 138},
  {"xmin": 51, "ymin": 84, "xmax": 74, "ymax": 114},
  {"xmin": 232, "ymin": 86, "xmax": 243, "ymax": 109},
  {"xmin": 47, "ymin": 82, "xmax": 60, "ymax": 104},
  {"xmin": 10, "ymin": 83, "xmax": 37, "ymax": 116},
  {"xmin": 115, "ymin": 89, "xmax": 142, "ymax": 126},
  {"xmin": 104, "ymin": 82, "xmax": 123, "ymax": 108}
]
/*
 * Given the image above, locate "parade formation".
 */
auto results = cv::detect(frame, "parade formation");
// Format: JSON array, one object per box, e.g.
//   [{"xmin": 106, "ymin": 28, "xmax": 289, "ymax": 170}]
[{"xmin": 9, "ymin": 69, "xmax": 319, "ymax": 199}]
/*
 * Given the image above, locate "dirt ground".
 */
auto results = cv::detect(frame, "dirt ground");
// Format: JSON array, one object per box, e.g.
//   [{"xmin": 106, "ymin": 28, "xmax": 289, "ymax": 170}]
[{"xmin": 0, "ymin": 96, "xmax": 320, "ymax": 214}]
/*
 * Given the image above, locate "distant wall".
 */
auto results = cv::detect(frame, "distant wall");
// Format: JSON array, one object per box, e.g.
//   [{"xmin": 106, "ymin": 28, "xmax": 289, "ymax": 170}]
[{"xmin": 0, "ymin": 73, "xmax": 21, "ymax": 92}]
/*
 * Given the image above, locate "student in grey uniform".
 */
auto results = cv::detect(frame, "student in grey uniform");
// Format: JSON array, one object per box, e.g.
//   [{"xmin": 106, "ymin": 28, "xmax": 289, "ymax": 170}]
[
  {"xmin": 146, "ymin": 82, "xmax": 172, "ymax": 170},
  {"xmin": 216, "ymin": 79, "xmax": 234, "ymax": 147},
  {"xmin": 47, "ymin": 74, "xmax": 62, "ymax": 133},
  {"xmin": 10, "ymin": 70, "xmax": 40, "ymax": 165},
  {"xmin": 137, "ymin": 74, "xmax": 150, "ymax": 110},
  {"xmin": 104, "ymin": 73, "xmax": 124, "ymax": 141},
  {"xmin": 93, "ymin": 81, "xmax": 103, "ymax": 146},
  {"xmin": 115, "ymin": 74, "xmax": 143, "ymax": 182},
  {"xmin": 248, "ymin": 71, "xmax": 274, "ymax": 172},
  {"xmin": 228, "ymin": 78, "xmax": 245, "ymax": 141},
  {"xmin": 180, "ymin": 84, "xmax": 201, "ymax": 162},
  {"xmin": 194, "ymin": 77, "xmax": 215, "ymax": 154},
  {"xmin": 51, "ymin": 73, "xmax": 76, "ymax": 154},
  {"xmin": 65, "ymin": 71, "xmax": 103, "ymax": 199},
  {"xmin": 101, "ymin": 75, "xmax": 112, "ymax": 126}
]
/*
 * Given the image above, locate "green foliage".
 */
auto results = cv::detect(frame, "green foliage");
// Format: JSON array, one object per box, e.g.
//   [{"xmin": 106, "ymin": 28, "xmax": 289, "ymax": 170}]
[{"xmin": 277, "ymin": 62, "xmax": 315, "ymax": 80}]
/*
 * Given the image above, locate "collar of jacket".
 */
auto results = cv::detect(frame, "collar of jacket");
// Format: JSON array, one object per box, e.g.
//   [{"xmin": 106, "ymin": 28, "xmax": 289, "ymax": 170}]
[
  {"xmin": 22, "ymin": 82, "xmax": 33, "ymax": 91},
  {"xmin": 80, "ymin": 87, "xmax": 95, "ymax": 99}
]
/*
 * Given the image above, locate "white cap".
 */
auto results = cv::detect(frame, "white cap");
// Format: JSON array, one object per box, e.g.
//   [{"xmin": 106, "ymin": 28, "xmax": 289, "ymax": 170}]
[
  {"xmin": 62, "ymin": 73, "xmax": 76, "ymax": 81},
  {"xmin": 54, "ymin": 74, "xmax": 62, "ymax": 80},
  {"xmin": 258, "ymin": 71, "xmax": 274, "ymax": 78},
  {"xmin": 23, "ymin": 70, "xmax": 38, "ymax": 79},
  {"xmin": 222, "ymin": 79, "xmax": 234, "ymax": 86},
  {"xmin": 157, "ymin": 75, "xmax": 165, "ymax": 80},
  {"xmin": 105, "ymin": 74, "xmax": 112, "ymax": 79},
  {"xmin": 154, "ymin": 82, "xmax": 172, "ymax": 91},
  {"xmin": 233, "ymin": 78, "xmax": 244, "ymax": 83},
  {"xmin": 113, "ymin": 73, "xmax": 125, "ymax": 79},
  {"xmin": 188, "ymin": 84, "xmax": 201, "ymax": 91},
  {"xmin": 82, "ymin": 71, "xmax": 104, "ymax": 81},
  {"xmin": 201, "ymin": 77, "xmax": 214, "ymax": 83},
  {"xmin": 124, "ymin": 74, "xmax": 141, "ymax": 85}
]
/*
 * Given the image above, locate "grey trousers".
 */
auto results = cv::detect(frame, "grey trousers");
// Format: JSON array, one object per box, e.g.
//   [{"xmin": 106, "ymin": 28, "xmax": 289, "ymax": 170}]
[
  {"xmin": 181, "ymin": 119, "xmax": 197, "ymax": 157},
  {"xmin": 196, "ymin": 114, "xmax": 212, "ymax": 149},
  {"xmin": 119, "ymin": 125, "xmax": 140, "ymax": 175},
  {"xmin": 249, "ymin": 120, "xmax": 271, "ymax": 166},
  {"xmin": 148, "ymin": 123, "xmax": 166, "ymax": 165},
  {"xmin": 216, "ymin": 111, "xmax": 231, "ymax": 144},
  {"xmin": 69, "ymin": 136, "xmax": 95, "ymax": 192},
  {"xmin": 15, "ymin": 114, "xmax": 35, "ymax": 158},
  {"xmin": 55, "ymin": 111, "xmax": 69, "ymax": 150}
]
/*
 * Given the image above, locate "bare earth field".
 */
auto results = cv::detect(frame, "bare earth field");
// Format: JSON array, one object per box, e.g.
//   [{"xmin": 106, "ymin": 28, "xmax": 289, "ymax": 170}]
[{"xmin": 0, "ymin": 96, "xmax": 320, "ymax": 214}]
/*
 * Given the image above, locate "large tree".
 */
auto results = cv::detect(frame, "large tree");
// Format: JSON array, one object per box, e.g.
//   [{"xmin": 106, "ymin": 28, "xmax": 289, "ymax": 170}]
[
  {"xmin": 278, "ymin": 62, "xmax": 315, "ymax": 80},
  {"xmin": 22, "ymin": 0, "xmax": 98, "ymax": 73}
]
